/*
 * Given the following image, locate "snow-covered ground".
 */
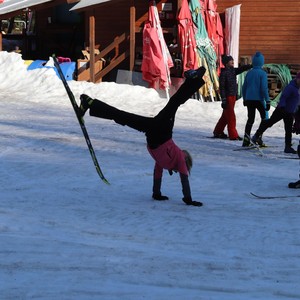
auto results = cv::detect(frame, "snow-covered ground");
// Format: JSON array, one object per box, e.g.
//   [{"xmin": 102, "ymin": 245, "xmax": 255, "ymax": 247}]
[{"xmin": 1, "ymin": 52, "xmax": 300, "ymax": 300}]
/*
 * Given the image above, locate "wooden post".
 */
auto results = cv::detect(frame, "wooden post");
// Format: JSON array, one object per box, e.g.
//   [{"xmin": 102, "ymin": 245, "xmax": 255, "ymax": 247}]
[
  {"xmin": 89, "ymin": 11, "xmax": 95, "ymax": 83},
  {"xmin": 129, "ymin": 0, "xmax": 136, "ymax": 71}
]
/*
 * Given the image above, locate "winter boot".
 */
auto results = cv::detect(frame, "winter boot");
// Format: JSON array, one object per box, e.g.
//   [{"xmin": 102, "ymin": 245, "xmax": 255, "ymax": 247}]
[
  {"xmin": 184, "ymin": 66, "xmax": 206, "ymax": 80},
  {"xmin": 213, "ymin": 133, "xmax": 228, "ymax": 139},
  {"xmin": 284, "ymin": 146, "xmax": 297, "ymax": 154},
  {"xmin": 230, "ymin": 136, "xmax": 243, "ymax": 141},
  {"xmin": 182, "ymin": 196, "xmax": 203, "ymax": 207},
  {"xmin": 251, "ymin": 134, "xmax": 265, "ymax": 147},
  {"xmin": 79, "ymin": 94, "xmax": 94, "ymax": 117},
  {"xmin": 288, "ymin": 180, "xmax": 300, "ymax": 188},
  {"xmin": 242, "ymin": 135, "xmax": 251, "ymax": 147},
  {"xmin": 152, "ymin": 193, "xmax": 169, "ymax": 201}
]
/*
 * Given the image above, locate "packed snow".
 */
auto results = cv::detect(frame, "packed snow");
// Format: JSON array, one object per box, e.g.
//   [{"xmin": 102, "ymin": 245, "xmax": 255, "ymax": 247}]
[{"xmin": 0, "ymin": 51, "xmax": 300, "ymax": 299}]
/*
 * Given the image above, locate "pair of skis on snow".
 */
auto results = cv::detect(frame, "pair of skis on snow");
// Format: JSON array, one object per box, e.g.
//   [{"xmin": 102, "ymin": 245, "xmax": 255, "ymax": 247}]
[
  {"xmin": 233, "ymin": 135, "xmax": 299, "ymax": 160},
  {"xmin": 233, "ymin": 133, "xmax": 265, "ymax": 156},
  {"xmin": 53, "ymin": 55, "xmax": 109, "ymax": 185}
]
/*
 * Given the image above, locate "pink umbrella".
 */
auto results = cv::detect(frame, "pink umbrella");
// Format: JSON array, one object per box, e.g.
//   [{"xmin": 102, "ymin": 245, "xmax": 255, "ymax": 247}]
[
  {"xmin": 177, "ymin": 0, "xmax": 199, "ymax": 75},
  {"xmin": 141, "ymin": 0, "xmax": 173, "ymax": 97},
  {"xmin": 205, "ymin": 0, "xmax": 224, "ymax": 73}
]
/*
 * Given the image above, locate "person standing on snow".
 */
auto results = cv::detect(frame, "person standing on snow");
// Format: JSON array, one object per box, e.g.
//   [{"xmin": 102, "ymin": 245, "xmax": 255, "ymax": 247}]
[
  {"xmin": 213, "ymin": 55, "xmax": 252, "ymax": 140},
  {"xmin": 77, "ymin": 67, "xmax": 206, "ymax": 207},
  {"xmin": 288, "ymin": 94, "xmax": 300, "ymax": 189},
  {"xmin": 241, "ymin": 52, "xmax": 270, "ymax": 147},
  {"xmin": 252, "ymin": 72, "xmax": 300, "ymax": 153}
]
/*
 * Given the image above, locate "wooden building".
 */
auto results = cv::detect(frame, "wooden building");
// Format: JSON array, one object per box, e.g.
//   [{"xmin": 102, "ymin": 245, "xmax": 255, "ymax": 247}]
[
  {"xmin": 1, "ymin": 0, "xmax": 299, "ymax": 83},
  {"xmin": 0, "ymin": 0, "xmax": 85, "ymax": 60},
  {"xmin": 217, "ymin": 0, "xmax": 300, "ymax": 65}
]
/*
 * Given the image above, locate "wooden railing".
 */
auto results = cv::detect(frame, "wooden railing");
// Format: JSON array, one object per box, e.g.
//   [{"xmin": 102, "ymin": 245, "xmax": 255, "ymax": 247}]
[{"xmin": 77, "ymin": 32, "xmax": 130, "ymax": 83}]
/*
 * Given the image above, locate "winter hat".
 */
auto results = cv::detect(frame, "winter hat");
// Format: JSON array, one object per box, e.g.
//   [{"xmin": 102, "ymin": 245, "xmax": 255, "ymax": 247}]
[
  {"xmin": 296, "ymin": 72, "xmax": 300, "ymax": 79},
  {"xmin": 222, "ymin": 55, "xmax": 234, "ymax": 66},
  {"xmin": 252, "ymin": 51, "xmax": 264, "ymax": 67}
]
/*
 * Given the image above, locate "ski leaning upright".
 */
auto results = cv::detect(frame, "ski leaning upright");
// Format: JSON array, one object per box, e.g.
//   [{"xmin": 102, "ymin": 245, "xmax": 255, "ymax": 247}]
[{"xmin": 53, "ymin": 55, "xmax": 109, "ymax": 185}]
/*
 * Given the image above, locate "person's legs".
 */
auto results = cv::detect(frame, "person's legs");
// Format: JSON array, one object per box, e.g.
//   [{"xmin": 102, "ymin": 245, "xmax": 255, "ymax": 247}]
[
  {"xmin": 243, "ymin": 101, "xmax": 266, "ymax": 146},
  {"xmin": 155, "ymin": 75, "xmax": 205, "ymax": 121},
  {"xmin": 244, "ymin": 101, "xmax": 257, "ymax": 134},
  {"xmin": 252, "ymin": 107, "xmax": 284, "ymax": 145},
  {"xmin": 81, "ymin": 67, "xmax": 205, "ymax": 146},
  {"xmin": 243, "ymin": 102, "xmax": 256, "ymax": 146},
  {"xmin": 283, "ymin": 112, "xmax": 295, "ymax": 152},
  {"xmin": 226, "ymin": 96, "xmax": 239, "ymax": 140},
  {"xmin": 147, "ymin": 74, "xmax": 205, "ymax": 147},
  {"xmin": 213, "ymin": 110, "xmax": 228, "ymax": 137},
  {"xmin": 88, "ymin": 97, "xmax": 153, "ymax": 133},
  {"xmin": 257, "ymin": 107, "xmax": 284, "ymax": 134},
  {"xmin": 257, "ymin": 101, "xmax": 267, "ymax": 121}
]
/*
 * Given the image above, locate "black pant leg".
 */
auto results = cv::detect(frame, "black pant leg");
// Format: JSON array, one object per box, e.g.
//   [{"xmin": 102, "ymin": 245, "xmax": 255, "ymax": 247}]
[
  {"xmin": 245, "ymin": 102, "xmax": 256, "ymax": 136},
  {"xmin": 155, "ymin": 78, "xmax": 205, "ymax": 120},
  {"xmin": 257, "ymin": 107, "xmax": 284, "ymax": 135},
  {"xmin": 90, "ymin": 99, "xmax": 153, "ymax": 133},
  {"xmin": 146, "ymin": 78, "xmax": 205, "ymax": 147},
  {"xmin": 246, "ymin": 101, "xmax": 267, "ymax": 136},
  {"xmin": 284, "ymin": 113, "xmax": 294, "ymax": 146}
]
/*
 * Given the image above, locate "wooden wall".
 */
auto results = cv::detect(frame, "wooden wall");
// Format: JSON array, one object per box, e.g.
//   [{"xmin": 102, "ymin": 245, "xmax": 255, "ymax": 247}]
[{"xmin": 217, "ymin": 0, "xmax": 300, "ymax": 64}]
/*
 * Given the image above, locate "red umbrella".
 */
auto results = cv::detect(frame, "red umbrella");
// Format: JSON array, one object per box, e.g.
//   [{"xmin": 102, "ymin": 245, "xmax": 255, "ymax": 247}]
[
  {"xmin": 177, "ymin": 0, "xmax": 199, "ymax": 75},
  {"xmin": 205, "ymin": 0, "xmax": 224, "ymax": 73},
  {"xmin": 141, "ymin": 0, "xmax": 173, "ymax": 96}
]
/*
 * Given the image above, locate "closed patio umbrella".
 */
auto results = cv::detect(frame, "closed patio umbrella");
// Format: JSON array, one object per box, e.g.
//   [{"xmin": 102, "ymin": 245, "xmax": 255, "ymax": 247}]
[
  {"xmin": 141, "ymin": 0, "xmax": 173, "ymax": 99},
  {"xmin": 177, "ymin": 0, "xmax": 199, "ymax": 75},
  {"xmin": 205, "ymin": 0, "xmax": 224, "ymax": 74},
  {"xmin": 189, "ymin": 0, "xmax": 219, "ymax": 100}
]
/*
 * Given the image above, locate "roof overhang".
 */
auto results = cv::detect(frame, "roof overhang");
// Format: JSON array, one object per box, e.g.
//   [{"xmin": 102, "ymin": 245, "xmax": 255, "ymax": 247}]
[
  {"xmin": 70, "ymin": 0, "xmax": 121, "ymax": 11},
  {"xmin": 0, "ymin": 0, "xmax": 53, "ymax": 15}
]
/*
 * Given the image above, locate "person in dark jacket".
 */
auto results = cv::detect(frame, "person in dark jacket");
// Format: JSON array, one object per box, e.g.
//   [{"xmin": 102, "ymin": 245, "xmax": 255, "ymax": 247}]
[
  {"xmin": 78, "ymin": 67, "xmax": 206, "ymax": 206},
  {"xmin": 242, "ymin": 52, "xmax": 270, "ymax": 147},
  {"xmin": 252, "ymin": 72, "xmax": 300, "ymax": 153},
  {"xmin": 213, "ymin": 55, "xmax": 252, "ymax": 140}
]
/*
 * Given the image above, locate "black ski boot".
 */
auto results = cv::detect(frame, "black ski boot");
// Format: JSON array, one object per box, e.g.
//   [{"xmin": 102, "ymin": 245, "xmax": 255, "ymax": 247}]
[
  {"xmin": 182, "ymin": 196, "xmax": 203, "ymax": 207},
  {"xmin": 288, "ymin": 180, "xmax": 300, "ymax": 188},
  {"xmin": 152, "ymin": 193, "xmax": 169, "ymax": 201},
  {"xmin": 79, "ymin": 94, "xmax": 94, "ymax": 117},
  {"xmin": 284, "ymin": 146, "xmax": 297, "ymax": 154},
  {"xmin": 251, "ymin": 134, "xmax": 265, "ymax": 147},
  {"xmin": 242, "ymin": 135, "xmax": 251, "ymax": 147},
  {"xmin": 184, "ymin": 66, "xmax": 206, "ymax": 80}
]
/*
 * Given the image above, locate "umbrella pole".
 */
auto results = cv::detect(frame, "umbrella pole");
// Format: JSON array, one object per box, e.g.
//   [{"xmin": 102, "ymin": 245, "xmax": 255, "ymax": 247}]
[
  {"xmin": 165, "ymin": 87, "xmax": 170, "ymax": 100},
  {"xmin": 209, "ymin": 84, "xmax": 215, "ymax": 102}
]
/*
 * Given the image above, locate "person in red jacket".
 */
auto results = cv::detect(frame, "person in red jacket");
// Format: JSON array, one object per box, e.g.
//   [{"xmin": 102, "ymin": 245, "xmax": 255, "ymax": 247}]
[{"xmin": 78, "ymin": 67, "xmax": 206, "ymax": 206}]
